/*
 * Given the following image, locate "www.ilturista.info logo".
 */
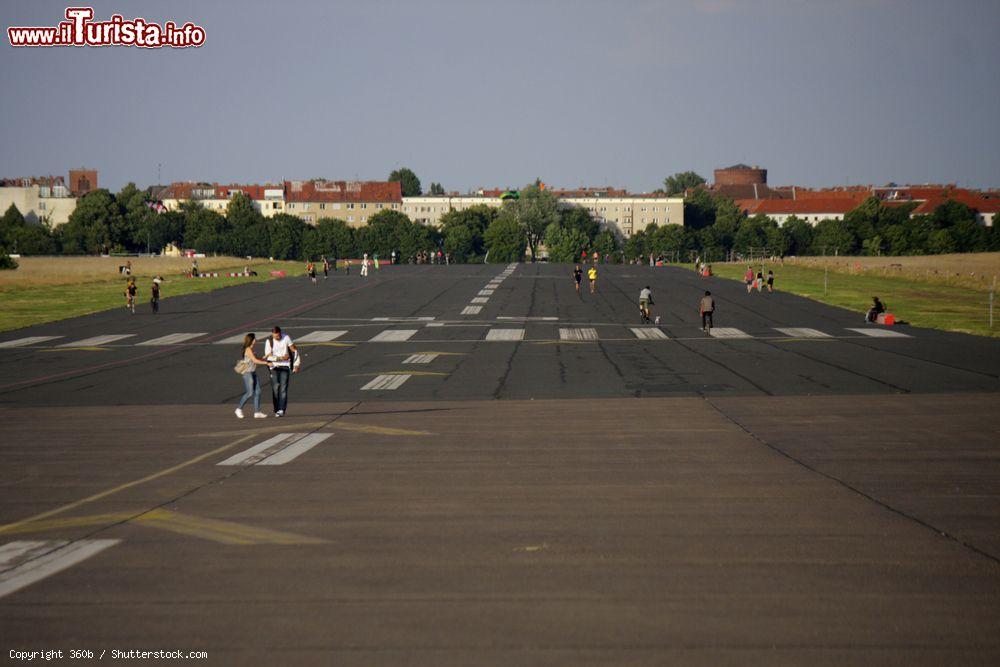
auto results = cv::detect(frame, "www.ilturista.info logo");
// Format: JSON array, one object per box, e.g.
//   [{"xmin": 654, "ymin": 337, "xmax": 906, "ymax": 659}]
[{"xmin": 8, "ymin": 7, "xmax": 205, "ymax": 48}]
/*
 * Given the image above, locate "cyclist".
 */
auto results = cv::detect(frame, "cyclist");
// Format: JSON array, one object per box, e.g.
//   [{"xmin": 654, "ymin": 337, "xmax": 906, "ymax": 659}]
[
  {"xmin": 125, "ymin": 278, "xmax": 137, "ymax": 315},
  {"xmin": 639, "ymin": 285, "xmax": 654, "ymax": 323}
]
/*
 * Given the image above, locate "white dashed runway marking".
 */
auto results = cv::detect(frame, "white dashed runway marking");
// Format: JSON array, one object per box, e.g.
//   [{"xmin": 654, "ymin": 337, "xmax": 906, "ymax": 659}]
[
  {"xmin": 461, "ymin": 306, "xmax": 483, "ymax": 315},
  {"xmin": 847, "ymin": 328, "xmax": 911, "ymax": 338},
  {"xmin": 709, "ymin": 328, "xmax": 750, "ymax": 339},
  {"xmin": 485, "ymin": 328, "xmax": 525, "ymax": 341},
  {"xmin": 478, "ymin": 290, "xmax": 494, "ymax": 296},
  {"xmin": 361, "ymin": 374, "xmax": 411, "ymax": 391},
  {"xmin": 775, "ymin": 327, "xmax": 832, "ymax": 338},
  {"xmin": 630, "ymin": 327, "xmax": 668, "ymax": 340},
  {"xmin": 0, "ymin": 540, "xmax": 120, "ymax": 600},
  {"xmin": 0, "ymin": 336, "xmax": 62, "ymax": 348},
  {"xmin": 471, "ymin": 297, "xmax": 489, "ymax": 304},
  {"xmin": 296, "ymin": 330, "xmax": 348, "ymax": 343},
  {"xmin": 137, "ymin": 332, "xmax": 207, "ymax": 346},
  {"xmin": 59, "ymin": 335, "xmax": 134, "ymax": 347},
  {"xmin": 369, "ymin": 329, "xmax": 418, "ymax": 342},
  {"xmin": 403, "ymin": 353, "xmax": 439, "ymax": 364},
  {"xmin": 559, "ymin": 328, "xmax": 599, "ymax": 341},
  {"xmin": 218, "ymin": 432, "xmax": 333, "ymax": 466}
]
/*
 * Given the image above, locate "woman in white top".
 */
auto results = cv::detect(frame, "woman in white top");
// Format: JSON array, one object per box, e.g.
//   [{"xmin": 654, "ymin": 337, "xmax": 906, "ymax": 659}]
[{"xmin": 236, "ymin": 333, "xmax": 269, "ymax": 419}]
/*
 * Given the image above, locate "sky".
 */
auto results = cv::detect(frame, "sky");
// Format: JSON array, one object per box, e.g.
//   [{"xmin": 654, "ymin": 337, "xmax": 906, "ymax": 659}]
[{"xmin": 1, "ymin": 0, "xmax": 999, "ymax": 193}]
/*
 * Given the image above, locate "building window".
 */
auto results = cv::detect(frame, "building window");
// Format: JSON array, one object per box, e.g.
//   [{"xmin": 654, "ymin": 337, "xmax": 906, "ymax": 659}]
[
  {"xmin": 348, "ymin": 215, "xmax": 354, "ymax": 222},
  {"xmin": 347, "ymin": 203, "xmax": 354, "ymax": 209},
  {"xmin": 289, "ymin": 204, "xmax": 295, "ymax": 210},
  {"xmin": 303, "ymin": 203, "xmax": 311, "ymax": 211},
  {"xmin": 362, "ymin": 216, "xmax": 367, "ymax": 222},
  {"xmin": 376, "ymin": 203, "xmax": 383, "ymax": 209},
  {"xmin": 333, "ymin": 203, "xmax": 341, "ymax": 210},
  {"xmin": 319, "ymin": 203, "xmax": 325, "ymax": 210}
]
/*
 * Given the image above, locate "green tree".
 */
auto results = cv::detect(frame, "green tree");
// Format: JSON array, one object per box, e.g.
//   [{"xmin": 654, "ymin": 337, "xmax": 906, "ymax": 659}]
[
  {"xmin": 503, "ymin": 184, "xmax": 560, "ymax": 260},
  {"xmin": 361, "ymin": 209, "xmax": 431, "ymax": 260},
  {"xmin": 663, "ymin": 171, "xmax": 706, "ymax": 196},
  {"xmin": 303, "ymin": 218, "xmax": 356, "ymax": 260},
  {"xmin": 559, "ymin": 205, "xmax": 599, "ymax": 243},
  {"xmin": 592, "ymin": 230, "xmax": 619, "ymax": 258},
  {"xmin": 135, "ymin": 210, "xmax": 184, "ymax": 254},
  {"xmin": 623, "ymin": 229, "xmax": 650, "ymax": 261},
  {"xmin": 59, "ymin": 189, "xmax": 122, "ymax": 254},
  {"xmin": 440, "ymin": 204, "xmax": 496, "ymax": 262},
  {"xmin": 683, "ymin": 187, "xmax": 718, "ymax": 230},
  {"xmin": 483, "ymin": 213, "xmax": 526, "ymax": 262},
  {"xmin": 543, "ymin": 222, "xmax": 589, "ymax": 262},
  {"xmin": 649, "ymin": 224, "xmax": 690, "ymax": 258},
  {"xmin": 226, "ymin": 192, "xmax": 269, "ymax": 257},
  {"xmin": 927, "ymin": 228, "xmax": 957, "ymax": 254},
  {"xmin": 780, "ymin": 216, "xmax": 814, "ymax": 256},
  {"xmin": 0, "ymin": 203, "xmax": 26, "ymax": 247},
  {"xmin": 388, "ymin": 167, "xmax": 422, "ymax": 197},
  {"xmin": 428, "ymin": 182, "xmax": 445, "ymax": 195},
  {"xmin": 811, "ymin": 218, "xmax": 858, "ymax": 255},
  {"xmin": 180, "ymin": 202, "xmax": 229, "ymax": 254},
  {"xmin": 732, "ymin": 214, "xmax": 772, "ymax": 255},
  {"xmin": 269, "ymin": 213, "xmax": 308, "ymax": 259}
]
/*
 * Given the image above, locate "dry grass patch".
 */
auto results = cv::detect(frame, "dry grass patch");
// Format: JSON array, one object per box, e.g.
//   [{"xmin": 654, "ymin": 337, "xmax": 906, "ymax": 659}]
[
  {"xmin": 787, "ymin": 252, "xmax": 1000, "ymax": 291},
  {"xmin": 0, "ymin": 256, "xmax": 277, "ymax": 288}
]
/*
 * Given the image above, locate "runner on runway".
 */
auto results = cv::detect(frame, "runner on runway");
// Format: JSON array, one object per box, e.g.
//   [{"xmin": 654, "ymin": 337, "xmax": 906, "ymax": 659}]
[
  {"xmin": 361, "ymin": 253, "xmax": 370, "ymax": 277},
  {"xmin": 573, "ymin": 265, "xmax": 583, "ymax": 293},
  {"xmin": 322, "ymin": 256, "xmax": 330, "ymax": 279},
  {"xmin": 307, "ymin": 262, "xmax": 317, "ymax": 284},
  {"xmin": 150, "ymin": 279, "xmax": 160, "ymax": 314},
  {"xmin": 125, "ymin": 278, "xmax": 137, "ymax": 314},
  {"xmin": 588, "ymin": 265, "xmax": 598, "ymax": 294}
]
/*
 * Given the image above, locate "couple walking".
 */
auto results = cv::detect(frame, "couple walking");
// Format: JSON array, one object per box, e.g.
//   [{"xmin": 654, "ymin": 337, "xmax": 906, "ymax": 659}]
[{"xmin": 235, "ymin": 326, "xmax": 300, "ymax": 419}]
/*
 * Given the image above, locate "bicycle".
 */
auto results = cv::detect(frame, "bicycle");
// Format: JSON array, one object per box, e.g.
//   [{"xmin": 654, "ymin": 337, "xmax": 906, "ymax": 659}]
[{"xmin": 639, "ymin": 300, "xmax": 654, "ymax": 324}]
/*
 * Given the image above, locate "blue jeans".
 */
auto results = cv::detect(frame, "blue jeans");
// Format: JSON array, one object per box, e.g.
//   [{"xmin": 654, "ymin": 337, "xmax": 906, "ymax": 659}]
[
  {"xmin": 270, "ymin": 367, "xmax": 290, "ymax": 413},
  {"xmin": 238, "ymin": 372, "xmax": 260, "ymax": 412}
]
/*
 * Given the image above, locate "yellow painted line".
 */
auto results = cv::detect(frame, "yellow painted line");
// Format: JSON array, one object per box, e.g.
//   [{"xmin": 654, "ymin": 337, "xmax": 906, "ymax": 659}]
[
  {"xmin": 39, "ymin": 346, "xmax": 110, "ymax": 352},
  {"xmin": 348, "ymin": 371, "xmax": 448, "ymax": 377},
  {"xmin": 139, "ymin": 509, "xmax": 325, "ymax": 545},
  {"xmin": 0, "ymin": 433, "xmax": 257, "ymax": 536},
  {"xmin": 0, "ymin": 512, "xmax": 134, "ymax": 535},
  {"xmin": 181, "ymin": 421, "xmax": 331, "ymax": 439},
  {"xmin": 333, "ymin": 422, "xmax": 433, "ymax": 437}
]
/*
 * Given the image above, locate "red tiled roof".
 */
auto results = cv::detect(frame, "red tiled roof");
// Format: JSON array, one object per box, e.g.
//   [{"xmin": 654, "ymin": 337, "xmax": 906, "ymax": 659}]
[
  {"xmin": 736, "ymin": 198, "xmax": 861, "ymax": 215},
  {"xmin": 285, "ymin": 180, "xmax": 401, "ymax": 203},
  {"xmin": 159, "ymin": 182, "xmax": 282, "ymax": 200}
]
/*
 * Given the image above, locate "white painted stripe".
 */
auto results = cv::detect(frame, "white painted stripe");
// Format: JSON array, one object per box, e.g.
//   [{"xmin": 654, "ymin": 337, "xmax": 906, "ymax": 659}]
[
  {"xmin": 471, "ymin": 297, "xmax": 489, "ymax": 304},
  {"xmin": 257, "ymin": 433, "xmax": 332, "ymax": 466},
  {"xmin": 498, "ymin": 316, "xmax": 558, "ymax": 321},
  {"xmin": 0, "ymin": 336, "xmax": 62, "ymax": 348},
  {"xmin": 373, "ymin": 316, "xmax": 435, "ymax": 322},
  {"xmin": 361, "ymin": 374, "xmax": 410, "ymax": 391},
  {"xmin": 775, "ymin": 327, "xmax": 832, "ymax": 338},
  {"xmin": 214, "ymin": 332, "xmax": 270, "ymax": 345},
  {"xmin": 137, "ymin": 332, "xmax": 206, "ymax": 346},
  {"xmin": 709, "ymin": 327, "xmax": 750, "ymax": 339},
  {"xmin": 478, "ymin": 290, "xmax": 494, "ymax": 296},
  {"xmin": 218, "ymin": 433, "xmax": 296, "ymax": 466},
  {"xmin": 369, "ymin": 329, "xmax": 418, "ymax": 342},
  {"xmin": 559, "ymin": 328, "xmax": 598, "ymax": 341},
  {"xmin": 630, "ymin": 327, "xmax": 668, "ymax": 340},
  {"xmin": 296, "ymin": 330, "xmax": 348, "ymax": 343},
  {"xmin": 59, "ymin": 335, "xmax": 134, "ymax": 348},
  {"xmin": 847, "ymin": 328, "xmax": 911, "ymax": 338},
  {"xmin": 486, "ymin": 328, "xmax": 524, "ymax": 341},
  {"xmin": 403, "ymin": 353, "xmax": 439, "ymax": 364},
  {"xmin": 425, "ymin": 322, "xmax": 445, "ymax": 327},
  {"xmin": 461, "ymin": 306, "xmax": 482, "ymax": 315},
  {"xmin": 0, "ymin": 540, "xmax": 120, "ymax": 600},
  {"xmin": 372, "ymin": 317, "xmax": 392, "ymax": 321}
]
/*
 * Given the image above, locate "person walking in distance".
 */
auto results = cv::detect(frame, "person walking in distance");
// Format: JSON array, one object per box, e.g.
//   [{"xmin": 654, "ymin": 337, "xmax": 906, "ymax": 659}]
[
  {"xmin": 235, "ymin": 333, "xmax": 269, "ymax": 419},
  {"xmin": 756, "ymin": 268, "xmax": 764, "ymax": 293},
  {"xmin": 265, "ymin": 326, "xmax": 299, "ymax": 417},
  {"xmin": 361, "ymin": 253, "xmax": 370, "ymax": 277},
  {"xmin": 322, "ymin": 256, "xmax": 330, "ymax": 280},
  {"xmin": 588, "ymin": 265, "xmax": 598, "ymax": 294},
  {"xmin": 744, "ymin": 266, "xmax": 754, "ymax": 294},
  {"xmin": 125, "ymin": 278, "xmax": 137, "ymax": 314},
  {"xmin": 374, "ymin": 253, "xmax": 380, "ymax": 270},
  {"xmin": 573, "ymin": 264, "xmax": 583, "ymax": 293},
  {"xmin": 150, "ymin": 279, "xmax": 160, "ymax": 314},
  {"xmin": 700, "ymin": 290, "xmax": 715, "ymax": 333},
  {"xmin": 306, "ymin": 261, "xmax": 317, "ymax": 285},
  {"xmin": 766, "ymin": 270, "xmax": 775, "ymax": 293}
]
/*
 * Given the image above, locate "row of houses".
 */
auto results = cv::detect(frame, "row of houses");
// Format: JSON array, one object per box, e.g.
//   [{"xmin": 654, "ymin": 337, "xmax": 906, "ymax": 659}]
[{"xmin": 156, "ymin": 181, "xmax": 685, "ymax": 239}]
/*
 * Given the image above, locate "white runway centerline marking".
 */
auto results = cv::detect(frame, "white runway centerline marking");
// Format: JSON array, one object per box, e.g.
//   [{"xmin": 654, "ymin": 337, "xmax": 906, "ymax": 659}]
[
  {"xmin": 296, "ymin": 330, "xmax": 348, "ymax": 343},
  {"xmin": 471, "ymin": 297, "xmax": 489, "ymax": 304},
  {"xmin": 846, "ymin": 328, "xmax": 912, "ymax": 338},
  {"xmin": 478, "ymin": 290, "xmax": 494, "ymax": 296},
  {"xmin": 215, "ymin": 332, "xmax": 270, "ymax": 345},
  {"xmin": 461, "ymin": 306, "xmax": 483, "ymax": 315},
  {"xmin": 369, "ymin": 329, "xmax": 418, "ymax": 342},
  {"xmin": 0, "ymin": 336, "xmax": 62, "ymax": 348},
  {"xmin": 361, "ymin": 374, "xmax": 411, "ymax": 391},
  {"xmin": 59, "ymin": 335, "xmax": 134, "ymax": 347},
  {"xmin": 217, "ymin": 432, "xmax": 332, "ymax": 466},
  {"xmin": 709, "ymin": 328, "xmax": 750, "ymax": 338},
  {"xmin": 775, "ymin": 327, "xmax": 832, "ymax": 338},
  {"xmin": 559, "ymin": 328, "xmax": 599, "ymax": 341},
  {"xmin": 0, "ymin": 540, "xmax": 120, "ymax": 600},
  {"xmin": 630, "ymin": 327, "xmax": 668, "ymax": 340},
  {"xmin": 486, "ymin": 328, "xmax": 525, "ymax": 341},
  {"xmin": 498, "ymin": 316, "xmax": 558, "ymax": 321},
  {"xmin": 137, "ymin": 332, "xmax": 207, "ymax": 346},
  {"xmin": 403, "ymin": 353, "xmax": 440, "ymax": 364}
]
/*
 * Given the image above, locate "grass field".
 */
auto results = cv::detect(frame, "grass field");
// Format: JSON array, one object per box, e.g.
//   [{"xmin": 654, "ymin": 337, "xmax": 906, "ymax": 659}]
[
  {"xmin": 702, "ymin": 256, "xmax": 999, "ymax": 338},
  {"xmin": 0, "ymin": 256, "xmax": 303, "ymax": 332},
  {"xmin": 786, "ymin": 252, "xmax": 1000, "ymax": 291}
]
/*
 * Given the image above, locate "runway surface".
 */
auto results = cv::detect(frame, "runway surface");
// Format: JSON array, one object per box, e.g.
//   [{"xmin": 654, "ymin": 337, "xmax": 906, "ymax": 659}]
[{"xmin": 1, "ymin": 264, "xmax": 998, "ymax": 665}]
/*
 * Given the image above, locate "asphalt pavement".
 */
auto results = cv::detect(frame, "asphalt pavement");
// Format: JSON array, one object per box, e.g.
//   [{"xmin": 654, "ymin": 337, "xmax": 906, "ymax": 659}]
[{"xmin": 1, "ymin": 263, "xmax": 998, "ymax": 665}]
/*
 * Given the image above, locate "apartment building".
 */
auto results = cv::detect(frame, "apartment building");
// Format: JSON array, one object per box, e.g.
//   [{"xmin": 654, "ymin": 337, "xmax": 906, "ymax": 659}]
[
  {"xmin": 284, "ymin": 180, "xmax": 402, "ymax": 226},
  {"xmin": 0, "ymin": 176, "xmax": 77, "ymax": 226},
  {"xmin": 159, "ymin": 183, "xmax": 286, "ymax": 217}
]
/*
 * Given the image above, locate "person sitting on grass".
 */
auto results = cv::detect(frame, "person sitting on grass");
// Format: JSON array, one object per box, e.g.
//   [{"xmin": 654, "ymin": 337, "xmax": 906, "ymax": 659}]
[{"xmin": 866, "ymin": 296, "xmax": 886, "ymax": 323}]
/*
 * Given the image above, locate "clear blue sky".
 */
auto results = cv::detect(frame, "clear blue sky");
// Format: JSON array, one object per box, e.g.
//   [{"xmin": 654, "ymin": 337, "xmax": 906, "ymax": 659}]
[{"xmin": 2, "ymin": 0, "xmax": 998, "ymax": 193}]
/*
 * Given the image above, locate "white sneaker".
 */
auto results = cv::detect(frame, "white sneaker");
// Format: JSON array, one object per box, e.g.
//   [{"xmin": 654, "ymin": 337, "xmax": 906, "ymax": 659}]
[
  {"xmin": 253, "ymin": 412, "xmax": 267, "ymax": 419},
  {"xmin": 275, "ymin": 410, "xmax": 284, "ymax": 417},
  {"xmin": 235, "ymin": 408, "xmax": 244, "ymax": 419}
]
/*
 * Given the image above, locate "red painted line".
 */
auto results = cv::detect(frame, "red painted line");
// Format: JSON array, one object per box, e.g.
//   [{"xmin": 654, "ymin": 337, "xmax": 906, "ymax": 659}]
[{"xmin": 0, "ymin": 274, "xmax": 402, "ymax": 393}]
